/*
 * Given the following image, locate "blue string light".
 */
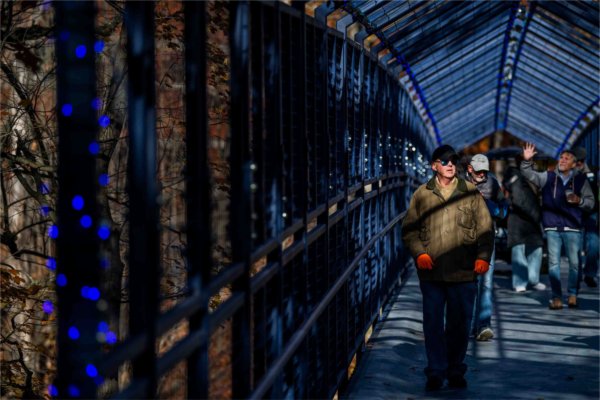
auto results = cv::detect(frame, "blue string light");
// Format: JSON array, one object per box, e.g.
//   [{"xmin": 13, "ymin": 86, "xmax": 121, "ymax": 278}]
[
  {"xmin": 100, "ymin": 258, "xmax": 109, "ymax": 269},
  {"xmin": 40, "ymin": 205, "xmax": 51, "ymax": 217},
  {"xmin": 46, "ymin": 258, "xmax": 57, "ymax": 270},
  {"xmin": 97, "ymin": 226, "xmax": 110, "ymax": 240},
  {"xmin": 91, "ymin": 98, "xmax": 102, "ymax": 110},
  {"xmin": 75, "ymin": 45, "xmax": 87, "ymax": 58},
  {"xmin": 85, "ymin": 364, "xmax": 98, "ymax": 378},
  {"xmin": 81, "ymin": 286, "xmax": 100, "ymax": 300},
  {"xmin": 59, "ymin": 31, "xmax": 70, "ymax": 41},
  {"xmin": 67, "ymin": 385, "xmax": 80, "ymax": 397},
  {"xmin": 56, "ymin": 273, "xmax": 67, "ymax": 287},
  {"xmin": 48, "ymin": 225, "xmax": 59, "ymax": 239},
  {"xmin": 39, "ymin": 183, "xmax": 50, "ymax": 194},
  {"xmin": 88, "ymin": 141, "xmax": 100, "ymax": 155},
  {"xmin": 94, "ymin": 40, "xmax": 104, "ymax": 53},
  {"xmin": 68, "ymin": 326, "xmax": 80, "ymax": 340},
  {"xmin": 98, "ymin": 321, "xmax": 109, "ymax": 332},
  {"xmin": 47, "ymin": 384, "xmax": 58, "ymax": 397},
  {"xmin": 42, "ymin": 301, "xmax": 54, "ymax": 314},
  {"xmin": 106, "ymin": 331, "xmax": 117, "ymax": 344},
  {"xmin": 80, "ymin": 215, "xmax": 92, "ymax": 228},
  {"xmin": 98, "ymin": 115, "xmax": 110, "ymax": 128},
  {"xmin": 99, "ymin": 173, "xmax": 109, "ymax": 186},
  {"xmin": 61, "ymin": 104, "xmax": 73, "ymax": 117},
  {"xmin": 72, "ymin": 195, "xmax": 84, "ymax": 210},
  {"xmin": 87, "ymin": 287, "xmax": 100, "ymax": 301}
]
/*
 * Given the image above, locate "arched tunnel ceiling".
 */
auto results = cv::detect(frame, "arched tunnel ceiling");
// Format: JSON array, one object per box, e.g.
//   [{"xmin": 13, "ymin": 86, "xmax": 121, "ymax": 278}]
[{"xmin": 313, "ymin": 0, "xmax": 599, "ymax": 157}]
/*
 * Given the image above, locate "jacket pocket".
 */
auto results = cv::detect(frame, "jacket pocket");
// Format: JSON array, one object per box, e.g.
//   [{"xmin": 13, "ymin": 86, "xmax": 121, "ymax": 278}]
[{"xmin": 457, "ymin": 205, "xmax": 476, "ymax": 243}]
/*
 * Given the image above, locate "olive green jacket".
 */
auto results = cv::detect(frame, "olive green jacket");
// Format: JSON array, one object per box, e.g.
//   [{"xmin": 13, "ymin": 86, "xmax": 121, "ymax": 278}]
[{"xmin": 401, "ymin": 176, "xmax": 494, "ymax": 282}]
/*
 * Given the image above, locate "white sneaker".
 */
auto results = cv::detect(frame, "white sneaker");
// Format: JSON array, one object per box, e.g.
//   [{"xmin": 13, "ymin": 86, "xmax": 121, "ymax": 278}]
[
  {"xmin": 476, "ymin": 327, "xmax": 494, "ymax": 341},
  {"xmin": 514, "ymin": 287, "xmax": 527, "ymax": 293},
  {"xmin": 531, "ymin": 282, "xmax": 546, "ymax": 291}
]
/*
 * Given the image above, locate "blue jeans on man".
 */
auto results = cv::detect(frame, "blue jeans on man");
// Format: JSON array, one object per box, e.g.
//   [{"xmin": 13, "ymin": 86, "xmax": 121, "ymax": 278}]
[
  {"xmin": 419, "ymin": 280, "xmax": 477, "ymax": 381},
  {"xmin": 472, "ymin": 246, "xmax": 495, "ymax": 337},
  {"xmin": 546, "ymin": 230, "xmax": 580, "ymax": 299},
  {"xmin": 511, "ymin": 244, "xmax": 543, "ymax": 290}
]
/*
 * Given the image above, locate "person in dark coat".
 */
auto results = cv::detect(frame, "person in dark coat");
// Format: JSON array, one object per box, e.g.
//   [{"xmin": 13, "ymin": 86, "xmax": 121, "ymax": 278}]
[{"xmin": 502, "ymin": 166, "xmax": 545, "ymax": 292}]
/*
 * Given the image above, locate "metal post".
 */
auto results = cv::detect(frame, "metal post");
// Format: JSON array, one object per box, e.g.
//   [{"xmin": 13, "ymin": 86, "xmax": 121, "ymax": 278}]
[
  {"xmin": 184, "ymin": 2, "xmax": 210, "ymax": 398},
  {"xmin": 229, "ymin": 1, "xmax": 253, "ymax": 397},
  {"xmin": 54, "ymin": 2, "xmax": 101, "ymax": 397},
  {"xmin": 125, "ymin": 2, "xmax": 159, "ymax": 396}
]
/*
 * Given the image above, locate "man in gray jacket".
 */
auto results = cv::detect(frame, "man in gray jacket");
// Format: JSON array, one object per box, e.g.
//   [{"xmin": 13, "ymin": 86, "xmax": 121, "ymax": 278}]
[
  {"xmin": 402, "ymin": 144, "xmax": 494, "ymax": 391},
  {"xmin": 520, "ymin": 143, "xmax": 594, "ymax": 309}
]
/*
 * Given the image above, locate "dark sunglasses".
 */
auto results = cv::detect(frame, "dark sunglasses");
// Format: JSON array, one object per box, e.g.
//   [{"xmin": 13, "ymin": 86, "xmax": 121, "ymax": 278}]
[{"xmin": 436, "ymin": 158, "xmax": 458, "ymax": 166}]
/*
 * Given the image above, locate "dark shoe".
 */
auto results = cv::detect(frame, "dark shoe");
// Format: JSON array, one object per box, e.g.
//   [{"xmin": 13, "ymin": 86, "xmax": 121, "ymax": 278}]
[
  {"xmin": 425, "ymin": 376, "xmax": 443, "ymax": 391},
  {"xmin": 568, "ymin": 295, "xmax": 578, "ymax": 308},
  {"xmin": 448, "ymin": 375, "xmax": 467, "ymax": 389},
  {"xmin": 549, "ymin": 298, "xmax": 563, "ymax": 310},
  {"xmin": 584, "ymin": 276, "xmax": 597, "ymax": 288}
]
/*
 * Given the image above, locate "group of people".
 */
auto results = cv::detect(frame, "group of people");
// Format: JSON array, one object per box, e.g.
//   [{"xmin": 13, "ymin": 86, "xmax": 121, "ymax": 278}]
[{"xmin": 401, "ymin": 143, "xmax": 598, "ymax": 391}]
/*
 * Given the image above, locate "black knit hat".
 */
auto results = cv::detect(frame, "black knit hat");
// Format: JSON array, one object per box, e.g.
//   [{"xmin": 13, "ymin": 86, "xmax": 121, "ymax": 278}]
[{"xmin": 431, "ymin": 144, "xmax": 458, "ymax": 163}]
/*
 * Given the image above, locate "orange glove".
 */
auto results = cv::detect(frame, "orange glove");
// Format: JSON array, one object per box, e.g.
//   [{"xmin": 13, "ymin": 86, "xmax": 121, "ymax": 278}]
[
  {"xmin": 474, "ymin": 259, "xmax": 490, "ymax": 274},
  {"xmin": 416, "ymin": 254, "xmax": 433, "ymax": 270}
]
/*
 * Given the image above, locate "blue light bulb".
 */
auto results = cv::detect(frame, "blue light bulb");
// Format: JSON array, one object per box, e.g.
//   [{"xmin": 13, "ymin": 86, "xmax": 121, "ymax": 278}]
[
  {"xmin": 98, "ymin": 115, "xmax": 110, "ymax": 128},
  {"xmin": 94, "ymin": 40, "xmax": 105, "ymax": 53},
  {"xmin": 85, "ymin": 364, "xmax": 98, "ymax": 378},
  {"xmin": 80, "ymin": 215, "xmax": 92, "ymax": 229},
  {"xmin": 72, "ymin": 195, "xmax": 84, "ymax": 210},
  {"xmin": 61, "ymin": 104, "xmax": 73, "ymax": 117},
  {"xmin": 56, "ymin": 274, "xmax": 67, "ymax": 287},
  {"xmin": 46, "ymin": 258, "xmax": 56, "ymax": 270},
  {"xmin": 75, "ymin": 45, "xmax": 87, "ymax": 58},
  {"xmin": 68, "ymin": 326, "xmax": 80, "ymax": 340}
]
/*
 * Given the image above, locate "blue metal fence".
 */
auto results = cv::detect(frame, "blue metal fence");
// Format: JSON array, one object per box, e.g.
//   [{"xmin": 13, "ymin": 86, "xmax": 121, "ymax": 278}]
[{"xmin": 53, "ymin": 1, "xmax": 430, "ymax": 398}]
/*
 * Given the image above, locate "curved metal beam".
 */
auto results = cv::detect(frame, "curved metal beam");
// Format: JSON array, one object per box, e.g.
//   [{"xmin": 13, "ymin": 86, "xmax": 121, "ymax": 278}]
[
  {"xmin": 558, "ymin": 97, "xmax": 600, "ymax": 157},
  {"xmin": 495, "ymin": 0, "xmax": 534, "ymax": 132}
]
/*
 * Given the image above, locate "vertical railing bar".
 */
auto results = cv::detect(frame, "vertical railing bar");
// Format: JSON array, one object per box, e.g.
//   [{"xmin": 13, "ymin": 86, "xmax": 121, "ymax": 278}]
[
  {"xmin": 295, "ymin": 3, "xmax": 309, "ymax": 395},
  {"xmin": 183, "ymin": 2, "xmax": 210, "ymax": 398},
  {"xmin": 125, "ymin": 2, "xmax": 159, "ymax": 397},
  {"xmin": 274, "ymin": 3, "xmax": 285, "ymax": 397},
  {"xmin": 229, "ymin": 1, "xmax": 253, "ymax": 398},
  {"xmin": 54, "ymin": 2, "xmax": 101, "ymax": 398}
]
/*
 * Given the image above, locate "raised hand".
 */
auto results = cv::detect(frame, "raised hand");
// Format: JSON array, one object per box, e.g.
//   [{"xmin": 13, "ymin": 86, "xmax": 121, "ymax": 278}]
[{"xmin": 522, "ymin": 142, "xmax": 537, "ymax": 161}]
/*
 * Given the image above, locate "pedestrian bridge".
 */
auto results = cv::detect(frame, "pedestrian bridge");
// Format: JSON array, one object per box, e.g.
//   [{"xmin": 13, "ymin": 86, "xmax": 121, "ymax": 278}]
[{"xmin": 20, "ymin": 1, "xmax": 598, "ymax": 398}]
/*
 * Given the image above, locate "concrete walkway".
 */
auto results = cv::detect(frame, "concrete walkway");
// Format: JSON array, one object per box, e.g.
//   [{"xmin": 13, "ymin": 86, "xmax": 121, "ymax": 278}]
[{"xmin": 343, "ymin": 259, "xmax": 599, "ymax": 400}]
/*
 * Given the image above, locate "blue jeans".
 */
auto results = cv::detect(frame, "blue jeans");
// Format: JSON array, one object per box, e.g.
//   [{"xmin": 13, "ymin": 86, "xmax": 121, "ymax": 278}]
[
  {"xmin": 419, "ymin": 280, "xmax": 477, "ymax": 380},
  {"xmin": 472, "ymin": 246, "xmax": 495, "ymax": 333},
  {"xmin": 511, "ymin": 244, "xmax": 543, "ymax": 290},
  {"xmin": 546, "ymin": 230, "xmax": 580, "ymax": 298},
  {"xmin": 583, "ymin": 230, "xmax": 599, "ymax": 278}
]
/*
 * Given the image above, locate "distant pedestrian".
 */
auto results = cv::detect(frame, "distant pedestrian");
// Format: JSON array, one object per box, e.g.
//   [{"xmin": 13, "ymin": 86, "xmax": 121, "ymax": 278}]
[
  {"xmin": 572, "ymin": 146, "xmax": 599, "ymax": 288},
  {"xmin": 402, "ymin": 144, "xmax": 494, "ymax": 391},
  {"xmin": 502, "ymin": 166, "xmax": 545, "ymax": 293},
  {"xmin": 520, "ymin": 143, "xmax": 594, "ymax": 309},
  {"xmin": 465, "ymin": 154, "xmax": 507, "ymax": 342}
]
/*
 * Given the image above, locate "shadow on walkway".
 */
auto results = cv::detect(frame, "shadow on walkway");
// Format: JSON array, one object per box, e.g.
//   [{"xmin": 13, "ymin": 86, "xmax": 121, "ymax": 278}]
[{"xmin": 343, "ymin": 259, "xmax": 600, "ymax": 400}]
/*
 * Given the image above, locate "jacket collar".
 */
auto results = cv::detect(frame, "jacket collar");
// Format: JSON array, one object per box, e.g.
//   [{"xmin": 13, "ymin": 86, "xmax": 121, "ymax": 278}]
[{"xmin": 426, "ymin": 176, "xmax": 469, "ymax": 193}]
